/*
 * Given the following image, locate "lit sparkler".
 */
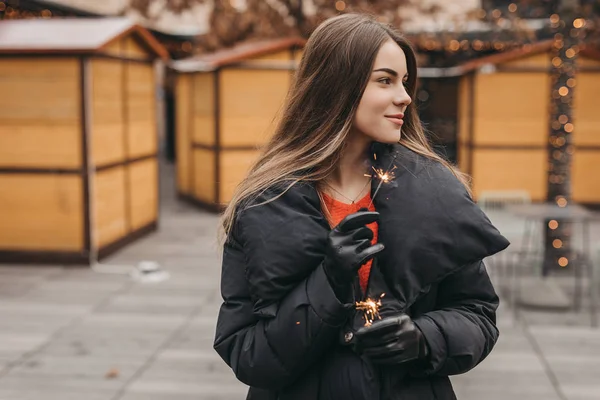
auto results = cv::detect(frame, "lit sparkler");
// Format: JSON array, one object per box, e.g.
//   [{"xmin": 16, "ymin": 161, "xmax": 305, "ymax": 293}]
[
  {"xmin": 355, "ymin": 293, "xmax": 385, "ymax": 326},
  {"xmin": 366, "ymin": 152, "xmax": 399, "ymax": 209},
  {"xmin": 354, "ymin": 151, "xmax": 398, "ymax": 325}
]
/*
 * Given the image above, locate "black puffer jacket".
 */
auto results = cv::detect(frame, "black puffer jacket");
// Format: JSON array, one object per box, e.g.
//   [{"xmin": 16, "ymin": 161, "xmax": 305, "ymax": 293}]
[{"xmin": 214, "ymin": 144, "xmax": 510, "ymax": 399}]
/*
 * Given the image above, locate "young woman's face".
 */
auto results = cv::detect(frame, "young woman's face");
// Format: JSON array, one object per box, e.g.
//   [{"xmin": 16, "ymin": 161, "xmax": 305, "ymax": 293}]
[{"xmin": 352, "ymin": 39, "xmax": 412, "ymax": 144}]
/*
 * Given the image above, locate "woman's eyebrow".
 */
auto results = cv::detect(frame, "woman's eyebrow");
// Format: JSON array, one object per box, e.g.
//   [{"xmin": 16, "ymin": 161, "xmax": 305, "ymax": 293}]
[{"xmin": 373, "ymin": 68, "xmax": 398, "ymax": 77}]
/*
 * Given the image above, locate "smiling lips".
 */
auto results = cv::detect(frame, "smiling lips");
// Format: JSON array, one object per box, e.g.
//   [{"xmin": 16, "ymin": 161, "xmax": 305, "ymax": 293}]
[{"xmin": 385, "ymin": 113, "xmax": 404, "ymax": 126}]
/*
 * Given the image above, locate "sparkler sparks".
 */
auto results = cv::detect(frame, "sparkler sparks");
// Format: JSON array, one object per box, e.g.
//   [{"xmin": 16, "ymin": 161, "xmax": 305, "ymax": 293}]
[
  {"xmin": 366, "ymin": 152, "xmax": 399, "ymax": 209},
  {"xmin": 355, "ymin": 293, "xmax": 385, "ymax": 326},
  {"xmin": 371, "ymin": 166, "xmax": 396, "ymax": 183}
]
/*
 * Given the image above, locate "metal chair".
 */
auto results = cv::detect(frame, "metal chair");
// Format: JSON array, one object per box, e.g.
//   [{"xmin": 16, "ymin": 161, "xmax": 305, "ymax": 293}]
[
  {"xmin": 477, "ymin": 190, "xmax": 532, "ymax": 212},
  {"xmin": 477, "ymin": 190, "xmax": 536, "ymax": 288}
]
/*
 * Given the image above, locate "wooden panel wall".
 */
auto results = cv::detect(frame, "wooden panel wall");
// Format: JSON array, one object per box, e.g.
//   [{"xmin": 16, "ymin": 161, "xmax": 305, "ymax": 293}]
[
  {"xmin": 457, "ymin": 75, "xmax": 472, "ymax": 173},
  {"xmin": 91, "ymin": 59, "xmax": 126, "ymax": 166},
  {"xmin": 102, "ymin": 40, "xmax": 122, "ymax": 57},
  {"xmin": 474, "ymin": 73, "xmax": 549, "ymax": 146},
  {"xmin": 572, "ymin": 62, "xmax": 600, "ymax": 203},
  {"xmin": 102, "ymin": 36, "xmax": 152, "ymax": 59},
  {"xmin": 0, "ymin": 58, "xmax": 81, "ymax": 168},
  {"xmin": 220, "ymin": 150, "xmax": 260, "ymax": 204},
  {"xmin": 220, "ymin": 69, "xmax": 290, "ymax": 147},
  {"xmin": 472, "ymin": 149, "xmax": 547, "ymax": 201},
  {"xmin": 192, "ymin": 148, "xmax": 215, "ymax": 203},
  {"xmin": 176, "ymin": 74, "xmax": 192, "ymax": 195},
  {"xmin": 89, "ymin": 50, "xmax": 158, "ymax": 249},
  {"xmin": 192, "ymin": 73, "xmax": 215, "ymax": 146},
  {"xmin": 94, "ymin": 168, "xmax": 127, "ymax": 247},
  {"xmin": 577, "ymin": 57, "xmax": 600, "ymax": 68},
  {"xmin": 0, "ymin": 175, "xmax": 84, "ymax": 250},
  {"xmin": 463, "ymin": 55, "xmax": 600, "ymax": 204},
  {"xmin": 128, "ymin": 159, "xmax": 158, "ymax": 230},
  {"xmin": 572, "ymin": 150, "xmax": 600, "ymax": 203},
  {"xmin": 123, "ymin": 36, "xmax": 151, "ymax": 59},
  {"xmin": 572, "ymin": 71, "xmax": 600, "ymax": 147},
  {"xmin": 469, "ymin": 71, "xmax": 550, "ymax": 201},
  {"xmin": 175, "ymin": 46, "xmax": 299, "ymax": 208},
  {"xmin": 126, "ymin": 63, "xmax": 157, "ymax": 158}
]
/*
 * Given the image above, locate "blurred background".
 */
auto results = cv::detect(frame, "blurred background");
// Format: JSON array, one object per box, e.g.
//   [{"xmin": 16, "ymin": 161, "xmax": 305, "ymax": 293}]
[{"xmin": 0, "ymin": 1, "xmax": 599, "ymax": 399}]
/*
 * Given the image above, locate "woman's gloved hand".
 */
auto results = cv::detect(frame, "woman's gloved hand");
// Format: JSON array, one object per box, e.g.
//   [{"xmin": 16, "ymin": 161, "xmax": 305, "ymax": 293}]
[
  {"xmin": 323, "ymin": 210, "xmax": 384, "ymax": 295},
  {"xmin": 354, "ymin": 314, "xmax": 429, "ymax": 365}
]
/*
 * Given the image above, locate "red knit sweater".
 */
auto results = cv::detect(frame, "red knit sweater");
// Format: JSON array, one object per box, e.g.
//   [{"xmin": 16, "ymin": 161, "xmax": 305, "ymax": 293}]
[{"xmin": 322, "ymin": 191, "xmax": 378, "ymax": 293}]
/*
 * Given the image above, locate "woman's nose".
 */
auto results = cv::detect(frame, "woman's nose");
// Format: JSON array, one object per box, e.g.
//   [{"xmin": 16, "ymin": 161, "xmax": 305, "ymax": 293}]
[{"xmin": 394, "ymin": 88, "xmax": 412, "ymax": 107}]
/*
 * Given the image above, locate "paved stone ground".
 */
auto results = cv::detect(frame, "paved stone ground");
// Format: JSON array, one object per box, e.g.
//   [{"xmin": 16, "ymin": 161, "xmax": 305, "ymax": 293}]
[{"xmin": 0, "ymin": 162, "xmax": 599, "ymax": 400}]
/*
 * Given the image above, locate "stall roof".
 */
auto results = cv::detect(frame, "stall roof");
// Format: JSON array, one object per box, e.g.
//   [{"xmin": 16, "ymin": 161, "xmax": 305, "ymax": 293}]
[
  {"xmin": 171, "ymin": 37, "xmax": 306, "ymax": 72},
  {"xmin": 0, "ymin": 18, "xmax": 169, "ymax": 59},
  {"xmin": 419, "ymin": 40, "xmax": 600, "ymax": 78}
]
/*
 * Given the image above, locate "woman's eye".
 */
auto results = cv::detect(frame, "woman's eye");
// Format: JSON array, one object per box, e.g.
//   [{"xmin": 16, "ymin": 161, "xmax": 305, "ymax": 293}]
[{"xmin": 379, "ymin": 78, "xmax": 392, "ymax": 85}]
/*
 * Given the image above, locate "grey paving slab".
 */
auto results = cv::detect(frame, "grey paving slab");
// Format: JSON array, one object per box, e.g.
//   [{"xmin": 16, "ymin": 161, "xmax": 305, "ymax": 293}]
[
  {"xmin": 96, "ymin": 294, "xmax": 199, "ymax": 316},
  {"xmin": 20, "ymin": 280, "xmax": 125, "ymax": 295},
  {"xmin": 48, "ymin": 270, "xmax": 130, "ymax": 284},
  {"xmin": 123, "ymin": 379, "xmax": 248, "ymax": 398},
  {"xmin": 0, "ymin": 372, "xmax": 123, "ymax": 393},
  {"xmin": 0, "ymin": 356, "xmax": 21, "ymax": 370},
  {"xmin": 528, "ymin": 326, "xmax": 600, "ymax": 358},
  {"xmin": 118, "ymin": 393, "xmax": 239, "ymax": 400},
  {"xmin": 0, "ymin": 266, "xmax": 63, "ymax": 278},
  {"xmin": 150, "ymin": 349, "xmax": 234, "ymax": 376},
  {"xmin": 103, "ymin": 292, "xmax": 201, "ymax": 307},
  {"xmin": 0, "ymin": 314, "xmax": 75, "ymax": 335},
  {"xmin": 452, "ymin": 386, "xmax": 562, "ymax": 400},
  {"xmin": 75, "ymin": 312, "xmax": 188, "ymax": 332},
  {"xmin": 134, "ymin": 357, "xmax": 233, "ymax": 382},
  {"xmin": 561, "ymin": 385, "xmax": 600, "ymax": 400},
  {"xmin": 11, "ymin": 292, "xmax": 111, "ymax": 306},
  {"xmin": 0, "ymin": 301, "xmax": 92, "ymax": 317},
  {"xmin": 124, "ymin": 285, "xmax": 211, "ymax": 300},
  {"xmin": 9, "ymin": 354, "xmax": 141, "ymax": 379},
  {"xmin": 0, "ymin": 282, "xmax": 37, "ymax": 299},
  {"xmin": 39, "ymin": 329, "xmax": 170, "ymax": 359},
  {"xmin": 0, "ymin": 334, "xmax": 48, "ymax": 353},
  {"xmin": 0, "ymin": 388, "xmax": 114, "ymax": 400},
  {"xmin": 167, "ymin": 329, "xmax": 215, "ymax": 353}
]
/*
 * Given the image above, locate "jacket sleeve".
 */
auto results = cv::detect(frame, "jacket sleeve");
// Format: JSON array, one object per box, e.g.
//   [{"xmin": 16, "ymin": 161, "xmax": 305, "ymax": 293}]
[
  {"xmin": 213, "ymin": 236, "xmax": 353, "ymax": 390},
  {"xmin": 411, "ymin": 260, "xmax": 499, "ymax": 377}
]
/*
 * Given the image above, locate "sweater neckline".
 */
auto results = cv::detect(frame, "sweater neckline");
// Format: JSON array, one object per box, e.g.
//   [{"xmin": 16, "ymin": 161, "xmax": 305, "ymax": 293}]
[{"xmin": 321, "ymin": 191, "xmax": 372, "ymax": 208}]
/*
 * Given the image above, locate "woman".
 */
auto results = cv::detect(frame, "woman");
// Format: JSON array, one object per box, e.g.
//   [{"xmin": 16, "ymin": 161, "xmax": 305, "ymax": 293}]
[{"xmin": 214, "ymin": 13, "xmax": 509, "ymax": 400}]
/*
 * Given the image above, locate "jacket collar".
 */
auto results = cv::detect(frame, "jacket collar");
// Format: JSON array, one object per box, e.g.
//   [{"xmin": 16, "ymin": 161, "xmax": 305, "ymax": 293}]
[
  {"xmin": 366, "ymin": 144, "xmax": 508, "ymax": 308},
  {"xmin": 315, "ymin": 144, "xmax": 508, "ymax": 309}
]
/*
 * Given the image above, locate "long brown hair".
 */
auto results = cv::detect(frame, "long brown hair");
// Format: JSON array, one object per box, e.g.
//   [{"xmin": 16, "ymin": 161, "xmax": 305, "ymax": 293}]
[{"xmin": 220, "ymin": 13, "xmax": 470, "ymax": 240}]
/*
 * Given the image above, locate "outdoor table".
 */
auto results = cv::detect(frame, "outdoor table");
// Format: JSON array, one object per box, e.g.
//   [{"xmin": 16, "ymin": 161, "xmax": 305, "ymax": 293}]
[{"xmin": 505, "ymin": 203, "xmax": 598, "ymax": 327}]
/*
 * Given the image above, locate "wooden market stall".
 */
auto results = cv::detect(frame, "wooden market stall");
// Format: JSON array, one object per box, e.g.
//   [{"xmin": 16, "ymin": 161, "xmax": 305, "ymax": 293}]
[
  {"xmin": 453, "ymin": 41, "xmax": 600, "ymax": 205},
  {"xmin": 170, "ymin": 37, "xmax": 305, "ymax": 211},
  {"xmin": 0, "ymin": 18, "xmax": 169, "ymax": 264}
]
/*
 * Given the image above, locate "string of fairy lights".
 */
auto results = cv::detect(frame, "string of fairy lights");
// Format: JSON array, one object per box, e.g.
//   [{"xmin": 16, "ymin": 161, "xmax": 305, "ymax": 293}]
[
  {"xmin": 545, "ymin": 10, "xmax": 586, "ymax": 270},
  {"xmin": 0, "ymin": 1, "xmax": 55, "ymax": 18}
]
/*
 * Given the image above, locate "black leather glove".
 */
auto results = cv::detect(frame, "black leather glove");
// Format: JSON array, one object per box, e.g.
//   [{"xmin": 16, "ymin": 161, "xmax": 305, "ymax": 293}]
[
  {"xmin": 323, "ymin": 210, "xmax": 384, "ymax": 296},
  {"xmin": 355, "ymin": 314, "xmax": 429, "ymax": 365}
]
